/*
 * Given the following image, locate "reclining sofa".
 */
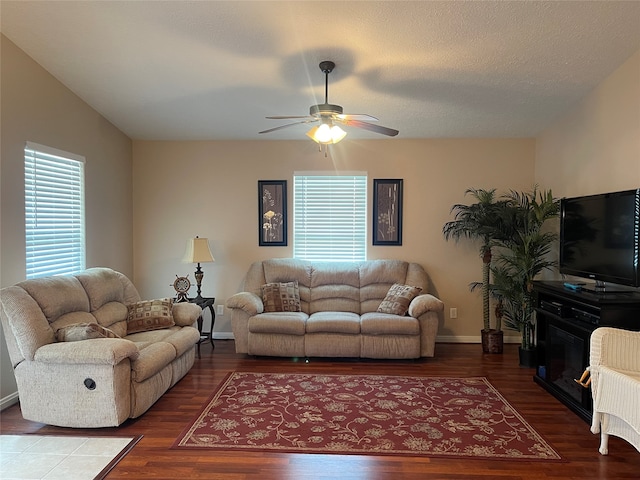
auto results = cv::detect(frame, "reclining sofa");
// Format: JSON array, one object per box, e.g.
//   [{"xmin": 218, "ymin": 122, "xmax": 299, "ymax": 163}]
[
  {"xmin": 227, "ymin": 258, "xmax": 444, "ymax": 359},
  {"xmin": 0, "ymin": 267, "xmax": 202, "ymax": 428}
]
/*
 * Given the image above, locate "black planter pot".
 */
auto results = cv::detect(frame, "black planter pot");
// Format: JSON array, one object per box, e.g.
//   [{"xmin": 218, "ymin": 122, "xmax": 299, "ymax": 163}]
[{"xmin": 518, "ymin": 347, "xmax": 536, "ymax": 368}]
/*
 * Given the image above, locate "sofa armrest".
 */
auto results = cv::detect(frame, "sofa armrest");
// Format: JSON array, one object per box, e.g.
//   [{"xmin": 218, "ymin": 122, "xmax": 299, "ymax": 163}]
[
  {"xmin": 590, "ymin": 327, "xmax": 640, "ymax": 372},
  {"xmin": 227, "ymin": 292, "xmax": 263, "ymax": 316},
  {"xmin": 408, "ymin": 294, "xmax": 444, "ymax": 318},
  {"xmin": 172, "ymin": 302, "xmax": 202, "ymax": 326},
  {"xmin": 33, "ymin": 338, "xmax": 139, "ymax": 365}
]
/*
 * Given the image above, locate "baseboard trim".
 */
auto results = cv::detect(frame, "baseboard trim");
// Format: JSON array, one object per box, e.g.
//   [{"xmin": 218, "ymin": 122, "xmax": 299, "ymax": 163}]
[
  {"xmin": 1, "ymin": 391, "xmax": 19, "ymax": 411},
  {"xmin": 212, "ymin": 332, "xmax": 521, "ymax": 344},
  {"xmin": 436, "ymin": 334, "xmax": 522, "ymax": 344},
  {"xmin": 212, "ymin": 332, "xmax": 234, "ymax": 340}
]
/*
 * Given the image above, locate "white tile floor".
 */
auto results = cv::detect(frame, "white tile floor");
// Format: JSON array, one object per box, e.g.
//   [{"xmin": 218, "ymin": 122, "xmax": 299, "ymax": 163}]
[{"xmin": 0, "ymin": 435, "xmax": 135, "ymax": 480}]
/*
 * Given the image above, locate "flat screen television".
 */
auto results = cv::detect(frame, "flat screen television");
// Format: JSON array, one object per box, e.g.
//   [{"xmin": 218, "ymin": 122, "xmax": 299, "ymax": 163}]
[{"xmin": 559, "ymin": 188, "xmax": 640, "ymax": 291}]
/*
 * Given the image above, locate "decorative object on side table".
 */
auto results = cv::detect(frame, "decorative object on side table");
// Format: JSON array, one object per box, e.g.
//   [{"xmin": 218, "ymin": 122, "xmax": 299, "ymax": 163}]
[
  {"xmin": 172, "ymin": 275, "xmax": 191, "ymax": 302},
  {"xmin": 258, "ymin": 180, "xmax": 287, "ymax": 246},
  {"xmin": 182, "ymin": 236, "xmax": 215, "ymax": 301},
  {"xmin": 373, "ymin": 179, "xmax": 403, "ymax": 246}
]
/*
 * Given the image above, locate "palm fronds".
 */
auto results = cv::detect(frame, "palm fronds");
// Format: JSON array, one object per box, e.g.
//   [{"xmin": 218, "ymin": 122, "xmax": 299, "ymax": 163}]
[{"xmin": 488, "ymin": 186, "xmax": 560, "ymax": 349}]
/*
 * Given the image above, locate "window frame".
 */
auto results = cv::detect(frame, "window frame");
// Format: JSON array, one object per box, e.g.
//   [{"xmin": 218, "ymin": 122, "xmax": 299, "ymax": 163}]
[
  {"xmin": 293, "ymin": 171, "xmax": 367, "ymax": 262},
  {"xmin": 24, "ymin": 141, "xmax": 86, "ymax": 279}
]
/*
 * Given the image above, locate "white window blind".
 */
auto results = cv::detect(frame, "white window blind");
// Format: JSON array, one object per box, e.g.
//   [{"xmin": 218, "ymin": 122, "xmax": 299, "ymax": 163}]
[
  {"xmin": 24, "ymin": 142, "xmax": 86, "ymax": 278},
  {"xmin": 293, "ymin": 173, "xmax": 367, "ymax": 262}
]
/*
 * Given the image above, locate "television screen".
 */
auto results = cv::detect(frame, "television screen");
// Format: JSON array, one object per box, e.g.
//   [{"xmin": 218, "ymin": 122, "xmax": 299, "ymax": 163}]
[{"xmin": 559, "ymin": 189, "xmax": 640, "ymax": 289}]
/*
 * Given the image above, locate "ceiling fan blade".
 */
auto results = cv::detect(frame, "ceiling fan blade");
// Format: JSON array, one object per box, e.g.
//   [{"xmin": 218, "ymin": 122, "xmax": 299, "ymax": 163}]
[
  {"xmin": 337, "ymin": 113, "xmax": 379, "ymax": 121},
  {"xmin": 259, "ymin": 119, "xmax": 317, "ymax": 134},
  {"xmin": 339, "ymin": 119, "xmax": 399, "ymax": 137},
  {"xmin": 266, "ymin": 115, "xmax": 314, "ymax": 120}
]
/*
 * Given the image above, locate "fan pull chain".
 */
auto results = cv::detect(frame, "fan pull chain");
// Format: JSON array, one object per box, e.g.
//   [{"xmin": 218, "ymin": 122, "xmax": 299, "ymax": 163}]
[{"xmin": 315, "ymin": 143, "xmax": 329, "ymax": 157}]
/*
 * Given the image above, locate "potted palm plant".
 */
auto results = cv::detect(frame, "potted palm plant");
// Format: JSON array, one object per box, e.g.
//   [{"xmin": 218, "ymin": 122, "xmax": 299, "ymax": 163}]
[
  {"xmin": 489, "ymin": 187, "xmax": 559, "ymax": 366},
  {"xmin": 443, "ymin": 188, "xmax": 509, "ymax": 353}
]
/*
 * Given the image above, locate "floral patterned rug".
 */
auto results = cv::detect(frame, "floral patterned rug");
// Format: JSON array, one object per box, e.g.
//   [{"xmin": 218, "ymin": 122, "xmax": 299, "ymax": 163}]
[{"xmin": 173, "ymin": 372, "xmax": 561, "ymax": 460}]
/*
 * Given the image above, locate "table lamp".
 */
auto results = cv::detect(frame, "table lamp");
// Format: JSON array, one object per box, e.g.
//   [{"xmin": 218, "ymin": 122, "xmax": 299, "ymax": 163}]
[{"xmin": 182, "ymin": 236, "xmax": 214, "ymax": 301}]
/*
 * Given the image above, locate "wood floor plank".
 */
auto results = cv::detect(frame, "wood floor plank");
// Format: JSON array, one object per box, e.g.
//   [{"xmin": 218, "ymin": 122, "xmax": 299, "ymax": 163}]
[{"xmin": 1, "ymin": 341, "xmax": 638, "ymax": 478}]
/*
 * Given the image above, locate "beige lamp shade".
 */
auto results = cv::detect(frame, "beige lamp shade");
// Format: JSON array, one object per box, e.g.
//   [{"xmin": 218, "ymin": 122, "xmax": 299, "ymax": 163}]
[{"xmin": 182, "ymin": 237, "xmax": 214, "ymax": 264}]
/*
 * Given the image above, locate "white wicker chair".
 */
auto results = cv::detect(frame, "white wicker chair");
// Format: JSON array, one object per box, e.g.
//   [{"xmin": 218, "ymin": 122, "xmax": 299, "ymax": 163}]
[{"xmin": 588, "ymin": 327, "xmax": 640, "ymax": 455}]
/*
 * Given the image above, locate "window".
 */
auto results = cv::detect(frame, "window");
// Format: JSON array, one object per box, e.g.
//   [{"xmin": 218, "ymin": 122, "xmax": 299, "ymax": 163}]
[
  {"xmin": 293, "ymin": 173, "xmax": 367, "ymax": 261},
  {"xmin": 24, "ymin": 142, "xmax": 86, "ymax": 278}
]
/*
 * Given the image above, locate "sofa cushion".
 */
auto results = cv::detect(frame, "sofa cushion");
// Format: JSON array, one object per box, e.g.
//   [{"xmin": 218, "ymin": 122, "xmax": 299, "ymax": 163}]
[
  {"xmin": 18, "ymin": 275, "xmax": 90, "ymax": 323},
  {"xmin": 248, "ymin": 312, "xmax": 308, "ymax": 335},
  {"xmin": 309, "ymin": 262, "xmax": 360, "ymax": 314},
  {"xmin": 126, "ymin": 326, "xmax": 179, "ymax": 343},
  {"xmin": 359, "ymin": 260, "xmax": 411, "ymax": 313},
  {"xmin": 56, "ymin": 322, "xmax": 121, "ymax": 342},
  {"xmin": 75, "ymin": 267, "xmax": 125, "ymax": 311},
  {"xmin": 263, "ymin": 259, "xmax": 312, "ymax": 310},
  {"xmin": 127, "ymin": 326, "xmax": 200, "ymax": 357},
  {"xmin": 130, "ymin": 342, "xmax": 176, "ymax": 382},
  {"xmin": 262, "ymin": 281, "xmax": 301, "ymax": 312},
  {"xmin": 377, "ymin": 283, "xmax": 422, "ymax": 315},
  {"xmin": 361, "ymin": 312, "xmax": 420, "ymax": 335},
  {"xmin": 127, "ymin": 298, "xmax": 175, "ymax": 334},
  {"xmin": 360, "ymin": 259, "xmax": 409, "ymax": 285},
  {"xmin": 163, "ymin": 327, "xmax": 201, "ymax": 357},
  {"xmin": 306, "ymin": 311, "xmax": 361, "ymax": 334},
  {"xmin": 92, "ymin": 301, "xmax": 129, "ymax": 337}
]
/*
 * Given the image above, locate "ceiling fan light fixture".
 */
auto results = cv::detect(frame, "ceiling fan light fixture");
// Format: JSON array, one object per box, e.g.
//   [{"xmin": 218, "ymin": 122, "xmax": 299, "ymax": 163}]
[
  {"xmin": 307, "ymin": 123, "xmax": 346, "ymax": 144},
  {"xmin": 261, "ymin": 60, "xmax": 398, "ymax": 146},
  {"xmin": 329, "ymin": 125, "xmax": 347, "ymax": 143}
]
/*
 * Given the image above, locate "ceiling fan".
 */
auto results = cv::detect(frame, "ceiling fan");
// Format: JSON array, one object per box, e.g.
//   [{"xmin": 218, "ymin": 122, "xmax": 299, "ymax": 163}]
[{"xmin": 259, "ymin": 61, "xmax": 399, "ymax": 147}]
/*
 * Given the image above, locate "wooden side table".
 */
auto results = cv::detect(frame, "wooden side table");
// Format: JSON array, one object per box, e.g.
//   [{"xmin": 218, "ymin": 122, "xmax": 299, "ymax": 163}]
[{"xmin": 186, "ymin": 296, "xmax": 215, "ymax": 358}]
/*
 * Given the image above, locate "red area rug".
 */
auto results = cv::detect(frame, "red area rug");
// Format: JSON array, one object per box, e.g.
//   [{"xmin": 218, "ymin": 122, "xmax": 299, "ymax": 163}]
[{"xmin": 173, "ymin": 372, "xmax": 561, "ymax": 460}]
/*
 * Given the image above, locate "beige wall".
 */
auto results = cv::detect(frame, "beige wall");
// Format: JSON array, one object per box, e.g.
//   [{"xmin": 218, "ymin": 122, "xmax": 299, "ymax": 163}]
[
  {"xmin": 536, "ymin": 49, "xmax": 640, "ymax": 197},
  {"xmin": 0, "ymin": 36, "xmax": 133, "ymax": 407},
  {"xmin": 535, "ymin": 49, "xmax": 640, "ymax": 285},
  {"xmin": 132, "ymin": 138, "xmax": 535, "ymax": 341}
]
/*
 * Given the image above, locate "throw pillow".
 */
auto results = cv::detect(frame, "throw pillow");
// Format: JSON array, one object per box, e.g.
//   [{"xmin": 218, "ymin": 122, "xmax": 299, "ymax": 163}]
[
  {"xmin": 377, "ymin": 283, "xmax": 423, "ymax": 316},
  {"xmin": 262, "ymin": 281, "xmax": 301, "ymax": 312},
  {"xmin": 56, "ymin": 322, "xmax": 121, "ymax": 342},
  {"xmin": 127, "ymin": 298, "xmax": 175, "ymax": 334}
]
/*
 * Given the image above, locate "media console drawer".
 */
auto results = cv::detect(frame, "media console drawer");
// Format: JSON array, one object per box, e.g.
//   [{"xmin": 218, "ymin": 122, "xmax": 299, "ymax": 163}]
[{"xmin": 570, "ymin": 307, "xmax": 600, "ymax": 325}]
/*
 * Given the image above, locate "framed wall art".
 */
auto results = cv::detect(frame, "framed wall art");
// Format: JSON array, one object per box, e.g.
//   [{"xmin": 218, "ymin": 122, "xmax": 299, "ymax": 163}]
[
  {"xmin": 373, "ymin": 179, "xmax": 403, "ymax": 246},
  {"xmin": 258, "ymin": 180, "xmax": 287, "ymax": 246}
]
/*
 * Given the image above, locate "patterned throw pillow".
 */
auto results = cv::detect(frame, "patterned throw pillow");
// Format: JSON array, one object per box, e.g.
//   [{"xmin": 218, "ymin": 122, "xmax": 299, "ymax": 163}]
[
  {"xmin": 56, "ymin": 322, "xmax": 121, "ymax": 342},
  {"xmin": 377, "ymin": 283, "xmax": 423, "ymax": 316},
  {"xmin": 262, "ymin": 281, "xmax": 301, "ymax": 312},
  {"xmin": 126, "ymin": 298, "xmax": 175, "ymax": 334}
]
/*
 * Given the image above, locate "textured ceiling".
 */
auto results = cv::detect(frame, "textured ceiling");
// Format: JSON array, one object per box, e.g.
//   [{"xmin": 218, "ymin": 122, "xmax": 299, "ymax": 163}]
[{"xmin": 2, "ymin": 1, "xmax": 639, "ymax": 141}]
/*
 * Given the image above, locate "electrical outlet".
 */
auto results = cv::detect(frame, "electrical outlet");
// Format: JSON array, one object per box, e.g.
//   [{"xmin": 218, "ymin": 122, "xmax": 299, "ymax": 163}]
[
  {"xmin": 216, "ymin": 305, "xmax": 224, "ymax": 315},
  {"xmin": 450, "ymin": 307, "xmax": 458, "ymax": 319}
]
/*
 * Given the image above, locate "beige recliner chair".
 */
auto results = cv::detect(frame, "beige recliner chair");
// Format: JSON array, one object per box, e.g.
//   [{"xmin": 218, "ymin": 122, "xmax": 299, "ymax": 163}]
[
  {"xmin": 588, "ymin": 327, "xmax": 640, "ymax": 455},
  {"xmin": 0, "ymin": 267, "xmax": 202, "ymax": 428}
]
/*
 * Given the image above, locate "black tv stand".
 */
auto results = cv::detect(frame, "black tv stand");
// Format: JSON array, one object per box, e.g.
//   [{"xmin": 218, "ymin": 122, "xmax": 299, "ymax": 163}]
[
  {"xmin": 588, "ymin": 279, "xmax": 639, "ymax": 294},
  {"xmin": 533, "ymin": 281, "xmax": 640, "ymax": 423},
  {"xmin": 580, "ymin": 286, "xmax": 634, "ymax": 294}
]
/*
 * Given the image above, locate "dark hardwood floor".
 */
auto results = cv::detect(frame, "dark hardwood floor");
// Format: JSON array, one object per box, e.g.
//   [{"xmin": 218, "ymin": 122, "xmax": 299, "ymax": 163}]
[{"xmin": 1, "ymin": 341, "xmax": 638, "ymax": 479}]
